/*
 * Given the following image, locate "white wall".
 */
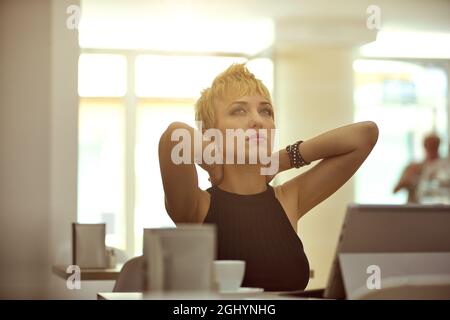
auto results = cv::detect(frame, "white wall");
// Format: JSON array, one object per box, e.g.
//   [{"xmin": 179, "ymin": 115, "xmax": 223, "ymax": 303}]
[
  {"xmin": 0, "ymin": 0, "xmax": 114, "ymax": 299},
  {"xmin": 48, "ymin": 0, "xmax": 80, "ymax": 299},
  {"xmin": 0, "ymin": 0, "xmax": 53, "ymax": 299}
]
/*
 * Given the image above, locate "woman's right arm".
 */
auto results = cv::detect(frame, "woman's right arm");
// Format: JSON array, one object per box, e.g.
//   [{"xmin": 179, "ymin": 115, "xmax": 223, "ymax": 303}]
[{"xmin": 158, "ymin": 122, "xmax": 220, "ymax": 224}]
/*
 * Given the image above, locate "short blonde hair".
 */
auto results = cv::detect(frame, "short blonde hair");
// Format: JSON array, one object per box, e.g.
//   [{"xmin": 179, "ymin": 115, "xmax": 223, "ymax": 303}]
[{"xmin": 195, "ymin": 63, "xmax": 272, "ymax": 130}]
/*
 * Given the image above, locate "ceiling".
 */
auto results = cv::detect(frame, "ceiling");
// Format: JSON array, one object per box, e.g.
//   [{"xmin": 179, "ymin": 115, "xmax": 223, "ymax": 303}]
[
  {"xmin": 79, "ymin": 0, "xmax": 450, "ymax": 56},
  {"xmin": 81, "ymin": 0, "xmax": 450, "ymax": 33}
]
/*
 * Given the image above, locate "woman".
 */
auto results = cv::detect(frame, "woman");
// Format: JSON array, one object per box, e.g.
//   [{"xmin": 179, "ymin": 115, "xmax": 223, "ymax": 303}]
[{"xmin": 158, "ymin": 63, "xmax": 378, "ymax": 291}]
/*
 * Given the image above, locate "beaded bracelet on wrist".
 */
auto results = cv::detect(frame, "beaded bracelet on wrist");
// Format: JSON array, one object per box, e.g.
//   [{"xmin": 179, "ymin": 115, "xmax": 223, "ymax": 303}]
[{"xmin": 286, "ymin": 140, "xmax": 310, "ymax": 168}]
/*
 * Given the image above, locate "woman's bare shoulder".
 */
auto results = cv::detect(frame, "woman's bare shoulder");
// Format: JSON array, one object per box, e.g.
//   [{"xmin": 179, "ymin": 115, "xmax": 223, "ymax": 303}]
[{"xmin": 273, "ymin": 184, "xmax": 299, "ymax": 231}]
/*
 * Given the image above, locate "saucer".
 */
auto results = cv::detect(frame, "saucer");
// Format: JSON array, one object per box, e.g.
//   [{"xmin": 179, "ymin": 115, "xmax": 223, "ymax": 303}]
[{"xmin": 219, "ymin": 287, "xmax": 264, "ymax": 295}]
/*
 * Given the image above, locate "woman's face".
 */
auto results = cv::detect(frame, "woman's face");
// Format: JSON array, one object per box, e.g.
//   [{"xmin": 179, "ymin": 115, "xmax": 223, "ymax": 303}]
[{"xmin": 213, "ymin": 94, "xmax": 276, "ymax": 163}]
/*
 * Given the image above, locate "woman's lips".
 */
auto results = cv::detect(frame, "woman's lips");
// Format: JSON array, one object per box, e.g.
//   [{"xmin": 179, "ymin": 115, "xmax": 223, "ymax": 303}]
[{"xmin": 247, "ymin": 136, "xmax": 266, "ymax": 143}]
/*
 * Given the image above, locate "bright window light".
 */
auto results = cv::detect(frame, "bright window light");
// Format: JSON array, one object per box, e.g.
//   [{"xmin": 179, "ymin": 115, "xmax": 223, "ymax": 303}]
[
  {"xmin": 359, "ymin": 31, "xmax": 450, "ymax": 59},
  {"xmin": 78, "ymin": 54, "xmax": 127, "ymax": 97},
  {"xmin": 246, "ymin": 58, "xmax": 274, "ymax": 96},
  {"xmin": 135, "ymin": 55, "xmax": 247, "ymax": 98},
  {"xmin": 78, "ymin": 102, "xmax": 126, "ymax": 249},
  {"xmin": 135, "ymin": 56, "xmax": 274, "ymax": 99}
]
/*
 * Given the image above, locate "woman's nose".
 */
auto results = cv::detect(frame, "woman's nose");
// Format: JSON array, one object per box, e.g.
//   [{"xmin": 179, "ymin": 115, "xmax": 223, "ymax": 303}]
[{"xmin": 248, "ymin": 111, "xmax": 264, "ymax": 129}]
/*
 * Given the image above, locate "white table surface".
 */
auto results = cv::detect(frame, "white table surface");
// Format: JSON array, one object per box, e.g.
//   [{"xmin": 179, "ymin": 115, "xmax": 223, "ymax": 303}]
[{"xmin": 97, "ymin": 291, "xmax": 322, "ymax": 300}]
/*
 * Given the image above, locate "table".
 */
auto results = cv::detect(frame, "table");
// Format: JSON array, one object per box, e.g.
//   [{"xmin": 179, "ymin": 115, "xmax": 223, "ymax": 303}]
[
  {"xmin": 52, "ymin": 264, "xmax": 123, "ymax": 281},
  {"xmin": 52, "ymin": 264, "xmax": 312, "ymax": 282},
  {"xmin": 97, "ymin": 291, "xmax": 322, "ymax": 300}
]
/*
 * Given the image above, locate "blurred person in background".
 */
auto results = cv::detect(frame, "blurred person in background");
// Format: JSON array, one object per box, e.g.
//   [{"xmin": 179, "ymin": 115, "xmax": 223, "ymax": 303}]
[
  {"xmin": 416, "ymin": 142, "xmax": 450, "ymax": 204},
  {"xmin": 393, "ymin": 133, "xmax": 441, "ymax": 203}
]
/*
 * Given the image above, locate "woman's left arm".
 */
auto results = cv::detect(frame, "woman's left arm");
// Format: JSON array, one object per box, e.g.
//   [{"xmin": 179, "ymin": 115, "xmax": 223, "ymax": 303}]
[{"xmin": 271, "ymin": 121, "xmax": 379, "ymax": 220}]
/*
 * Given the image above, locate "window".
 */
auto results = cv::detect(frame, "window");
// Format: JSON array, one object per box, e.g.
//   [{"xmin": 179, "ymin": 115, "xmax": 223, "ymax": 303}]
[
  {"xmin": 353, "ymin": 59, "xmax": 448, "ymax": 204},
  {"xmin": 135, "ymin": 55, "xmax": 247, "ymax": 98},
  {"xmin": 78, "ymin": 100, "xmax": 126, "ymax": 249},
  {"xmin": 78, "ymin": 52, "xmax": 274, "ymax": 256},
  {"xmin": 78, "ymin": 54, "xmax": 127, "ymax": 97}
]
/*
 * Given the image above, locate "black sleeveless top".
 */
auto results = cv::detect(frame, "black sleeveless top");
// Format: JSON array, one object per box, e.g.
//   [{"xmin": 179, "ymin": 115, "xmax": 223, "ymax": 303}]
[{"xmin": 203, "ymin": 184, "xmax": 310, "ymax": 291}]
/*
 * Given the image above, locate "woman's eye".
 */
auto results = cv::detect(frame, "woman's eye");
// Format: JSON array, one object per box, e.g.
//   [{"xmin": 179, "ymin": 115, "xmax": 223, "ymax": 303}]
[
  {"xmin": 261, "ymin": 108, "xmax": 273, "ymax": 116},
  {"xmin": 231, "ymin": 107, "xmax": 245, "ymax": 115}
]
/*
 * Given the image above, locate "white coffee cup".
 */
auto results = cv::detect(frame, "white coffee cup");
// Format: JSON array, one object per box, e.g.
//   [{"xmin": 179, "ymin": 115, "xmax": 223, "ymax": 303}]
[{"xmin": 213, "ymin": 260, "xmax": 246, "ymax": 292}]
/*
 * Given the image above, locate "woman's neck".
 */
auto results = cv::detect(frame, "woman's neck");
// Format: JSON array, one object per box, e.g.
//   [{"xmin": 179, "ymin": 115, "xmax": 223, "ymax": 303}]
[{"xmin": 218, "ymin": 164, "xmax": 268, "ymax": 195}]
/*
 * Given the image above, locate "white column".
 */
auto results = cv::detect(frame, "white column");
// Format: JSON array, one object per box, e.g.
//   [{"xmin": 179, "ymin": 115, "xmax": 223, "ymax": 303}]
[
  {"xmin": 50, "ymin": 0, "xmax": 79, "ymax": 269},
  {"xmin": 273, "ymin": 18, "xmax": 377, "ymax": 289}
]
